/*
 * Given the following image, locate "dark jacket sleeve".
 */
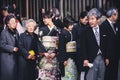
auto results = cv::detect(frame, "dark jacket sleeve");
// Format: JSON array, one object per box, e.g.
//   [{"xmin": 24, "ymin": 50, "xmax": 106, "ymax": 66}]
[
  {"xmin": 58, "ymin": 33, "xmax": 68, "ymax": 62},
  {"xmin": 37, "ymin": 41, "xmax": 47, "ymax": 53},
  {"xmin": 18, "ymin": 34, "xmax": 29, "ymax": 59},
  {"xmin": 80, "ymin": 28, "xmax": 88, "ymax": 61},
  {"xmin": 0, "ymin": 30, "xmax": 14, "ymax": 53}
]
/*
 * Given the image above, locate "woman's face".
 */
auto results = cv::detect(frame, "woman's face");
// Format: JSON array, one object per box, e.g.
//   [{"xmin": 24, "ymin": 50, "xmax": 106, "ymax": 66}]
[
  {"xmin": 2, "ymin": 10, "xmax": 8, "ymax": 17},
  {"xmin": 26, "ymin": 22, "xmax": 36, "ymax": 33},
  {"xmin": 8, "ymin": 18, "xmax": 17, "ymax": 29},
  {"xmin": 68, "ymin": 24, "xmax": 74, "ymax": 31},
  {"xmin": 43, "ymin": 17, "xmax": 52, "ymax": 25}
]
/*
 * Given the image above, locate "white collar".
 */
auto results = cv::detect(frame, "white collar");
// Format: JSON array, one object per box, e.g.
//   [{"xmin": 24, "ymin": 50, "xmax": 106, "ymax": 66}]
[
  {"xmin": 48, "ymin": 25, "xmax": 54, "ymax": 31},
  {"xmin": 107, "ymin": 18, "xmax": 113, "ymax": 24},
  {"xmin": 92, "ymin": 25, "xmax": 99, "ymax": 29}
]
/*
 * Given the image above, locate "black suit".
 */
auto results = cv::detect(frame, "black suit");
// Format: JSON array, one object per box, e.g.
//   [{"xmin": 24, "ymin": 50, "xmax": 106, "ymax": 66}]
[
  {"xmin": 81, "ymin": 25, "xmax": 109, "ymax": 80},
  {"xmin": 81, "ymin": 25, "xmax": 109, "ymax": 63},
  {"xmin": 101, "ymin": 19, "xmax": 119, "ymax": 80}
]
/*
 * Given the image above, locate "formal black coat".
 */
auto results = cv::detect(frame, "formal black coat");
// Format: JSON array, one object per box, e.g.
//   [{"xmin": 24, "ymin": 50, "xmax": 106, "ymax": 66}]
[
  {"xmin": 53, "ymin": 19, "xmax": 64, "ymax": 29},
  {"xmin": 81, "ymin": 25, "xmax": 109, "ymax": 63},
  {"xmin": 100, "ymin": 19, "xmax": 119, "ymax": 80},
  {"xmin": 72, "ymin": 23, "xmax": 89, "ymax": 75},
  {"xmin": 101, "ymin": 19, "xmax": 119, "ymax": 59},
  {"xmin": 0, "ymin": 28, "xmax": 19, "ymax": 80},
  {"xmin": 18, "ymin": 31, "xmax": 46, "ymax": 80}
]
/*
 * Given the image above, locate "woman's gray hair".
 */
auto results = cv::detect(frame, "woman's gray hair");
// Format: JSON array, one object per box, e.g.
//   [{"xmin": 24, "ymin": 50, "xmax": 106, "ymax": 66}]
[
  {"xmin": 25, "ymin": 19, "xmax": 37, "ymax": 27},
  {"xmin": 106, "ymin": 7, "xmax": 118, "ymax": 18},
  {"xmin": 87, "ymin": 8, "xmax": 101, "ymax": 19}
]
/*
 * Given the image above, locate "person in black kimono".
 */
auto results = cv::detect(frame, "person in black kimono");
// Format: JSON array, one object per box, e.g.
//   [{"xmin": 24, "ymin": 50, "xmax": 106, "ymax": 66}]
[
  {"xmin": 58, "ymin": 16, "xmax": 77, "ymax": 79},
  {"xmin": 0, "ymin": 15, "xmax": 19, "ymax": 80},
  {"xmin": 18, "ymin": 19, "xmax": 46, "ymax": 80}
]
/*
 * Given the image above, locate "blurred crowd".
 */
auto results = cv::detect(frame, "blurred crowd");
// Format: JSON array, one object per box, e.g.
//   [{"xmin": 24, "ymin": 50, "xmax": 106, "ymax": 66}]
[{"xmin": 0, "ymin": 3, "xmax": 120, "ymax": 80}]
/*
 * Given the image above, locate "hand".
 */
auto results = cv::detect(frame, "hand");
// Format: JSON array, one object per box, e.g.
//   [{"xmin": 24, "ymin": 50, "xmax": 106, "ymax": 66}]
[
  {"xmin": 105, "ymin": 59, "xmax": 109, "ymax": 66},
  {"xmin": 27, "ymin": 54, "xmax": 33, "ymax": 59},
  {"xmin": 44, "ymin": 53, "xmax": 50, "ymax": 59},
  {"xmin": 63, "ymin": 61, "xmax": 67, "ymax": 66},
  {"xmin": 13, "ymin": 47, "xmax": 19, "ymax": 52},
  {"xmin": 83, "ymin": 60, "xmax": 89, "ymax": 67},
  {"xmin": 31, "ymin": 56, "xmax": 36, "ymax": 60},
  {"xmin": 50, "ymin": 53, "xmax": 56, "ymax": 59}
]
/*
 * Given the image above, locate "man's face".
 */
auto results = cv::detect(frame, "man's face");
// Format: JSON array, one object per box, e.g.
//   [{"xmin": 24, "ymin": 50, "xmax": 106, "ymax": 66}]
[
  {"xmin": 88, "ymin": 15, "xmax": 99, "ymax": 27},
  {"xmin": 112, "ymin": 12, "xmax": 118, "ymax": 22},
  {"xmin": 80, "ymin": 16, "xmax": 88, "ymax": 25}
]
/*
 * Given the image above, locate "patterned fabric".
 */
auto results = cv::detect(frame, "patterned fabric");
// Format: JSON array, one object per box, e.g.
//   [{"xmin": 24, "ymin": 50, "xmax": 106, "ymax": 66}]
[
  {"xmin": 62, "ymin": 58, "xmax": 77, "ymax": 80},
  {"xmin": 38, "ymin": 57, "xmax": 60, "ymax": 80}
]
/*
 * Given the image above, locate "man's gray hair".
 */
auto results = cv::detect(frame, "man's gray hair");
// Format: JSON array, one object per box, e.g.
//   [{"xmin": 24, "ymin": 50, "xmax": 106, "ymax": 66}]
[
  {"xmin": 106, "ymin": 7, "xmax": 118, "ymax": 18},
  {"xmin": 87, "ymin": 8, "xmax": 101, "ymax": 19},
  {"xmin": 25, "ymin": 19, "xmax": 37, "ymax": 27}
]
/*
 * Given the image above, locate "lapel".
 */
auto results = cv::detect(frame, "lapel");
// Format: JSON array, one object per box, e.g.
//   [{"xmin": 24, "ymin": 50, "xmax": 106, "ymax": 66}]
[
  {"xmin": 46, "ymin": 26, "xmax": 56, "ymax": 36},
  {"xmin": 15, "ymin": 30, "xmax": 19, "ymax": 41},
  {"xmin": 7, "ymin": 30, "xmax": 15, "ymax": 44},
  {"xmin": 106, "ymin": 20, "xmax": 116, "ymax": 35},
  {"xmin": 99, "ymin": 26, "xmax": 102, "ymax": 47},
  {"xmin": 89, "ymin": 27, "xmax": 99, "ymax": 46}
]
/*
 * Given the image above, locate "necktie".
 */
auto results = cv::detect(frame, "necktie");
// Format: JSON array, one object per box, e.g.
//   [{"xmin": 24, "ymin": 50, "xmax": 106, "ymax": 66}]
[
  {"xmin": 94, "ymin": 27, "xmax": 102, "ymax": 54},
  {"xmin": 94, "ymin": 27, "xmax": 100, "ymax": 46}
]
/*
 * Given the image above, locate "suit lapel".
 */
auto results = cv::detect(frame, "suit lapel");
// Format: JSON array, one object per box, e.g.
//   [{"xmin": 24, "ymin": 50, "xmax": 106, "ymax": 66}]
[
  {"xmin": 100, "ymin": 26, "xmax": 102, "ymax": 47},
  {"xmin": 7, "ymin": 30, "xmax": 15, "ymax": 45},
  {"xmin": 89, "ymin": 27, "xmax": 99, "ymax": 46},
  {"xmin": 106, "ymin": 20, "xmax": 116, "ymax": 35}
]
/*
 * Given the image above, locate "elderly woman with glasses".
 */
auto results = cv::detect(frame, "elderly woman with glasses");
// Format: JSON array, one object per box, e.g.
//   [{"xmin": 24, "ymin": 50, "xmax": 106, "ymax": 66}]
[{"xmin": 0, "ymin": 15, "xmax": 19, "ymax": 80}]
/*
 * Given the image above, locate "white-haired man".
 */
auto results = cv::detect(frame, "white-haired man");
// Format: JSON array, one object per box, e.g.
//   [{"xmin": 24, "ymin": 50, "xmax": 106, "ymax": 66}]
[{"xmin": 101, "ymin": 7, "xmax": 119, "ymax": 80}]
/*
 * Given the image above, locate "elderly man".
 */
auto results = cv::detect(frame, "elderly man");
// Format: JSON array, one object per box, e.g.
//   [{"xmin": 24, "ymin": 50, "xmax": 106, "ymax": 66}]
[
  {"xmin": 81, "ymin": 8, "xmax": 109, "ymax": 80},
  {"xmin": 101, "ymin": 7, "xmax": 119, "ymax": 80}
]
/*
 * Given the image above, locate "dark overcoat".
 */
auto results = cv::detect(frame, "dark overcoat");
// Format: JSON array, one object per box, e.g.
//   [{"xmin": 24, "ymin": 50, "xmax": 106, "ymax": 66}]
[
  {"xmin": 0, "ymin": 28, "xmax": 19, "ymax": 80},
  {"xmin": 101, "ymin": 19, "xmax": 119, "ymax": 80},
  {"xmin": 18, "ymin": 31, "xmax": 46, "ymax": 80}
]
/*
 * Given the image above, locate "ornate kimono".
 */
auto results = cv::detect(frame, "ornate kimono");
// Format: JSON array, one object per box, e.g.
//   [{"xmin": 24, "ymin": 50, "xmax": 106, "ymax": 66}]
[{"xmin": 38, "ymin": 26, "xmax": 60, "ymax": 80}]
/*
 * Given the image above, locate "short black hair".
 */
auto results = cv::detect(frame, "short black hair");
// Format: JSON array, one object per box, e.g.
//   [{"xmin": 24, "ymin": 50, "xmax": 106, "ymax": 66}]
[
  {"xmin": 78, "ymin": 11, "xmax": 88, "ymax": 21},
  {"xmin": 63, "ymin": 16, "xmax": 74, "ymax": 28},
  {"xmin": 79, "ymin": 11, "xmax": 88, "ymax": 19},
  {"xmin": 8, "ymin": 6, "xmax": 14, "ymax": 13},
  {"xmin": 42, "ymin": 10, "xmax": 53, "ymax": 18},
  {"xmin": 2, "ymin": 6, "xmax": 14, "ymax": 13},
  {"xmin": 5, "ymin": 15, "xmax": 15, "ymax": 25}
]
